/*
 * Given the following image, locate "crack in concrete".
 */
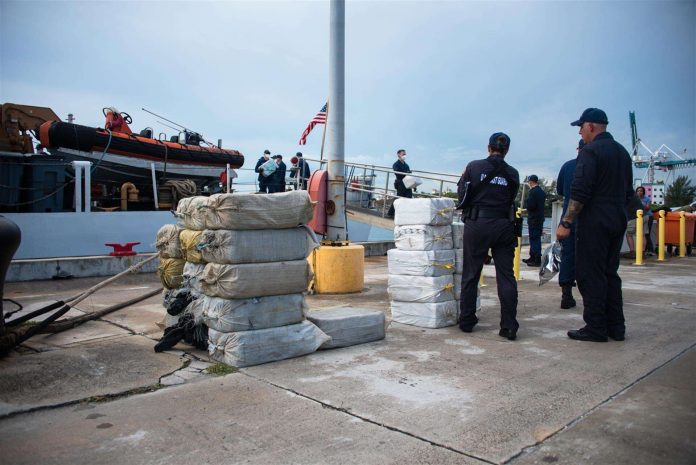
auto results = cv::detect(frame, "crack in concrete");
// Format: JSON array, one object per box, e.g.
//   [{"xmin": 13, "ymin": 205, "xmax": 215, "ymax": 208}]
[
  {"xmin": 242, "ymin": 371, "xmax": 497, "ymax": 465},
  {"xmin": 503, "ymin": 341, "xmax": 696, "ymax": 464}
]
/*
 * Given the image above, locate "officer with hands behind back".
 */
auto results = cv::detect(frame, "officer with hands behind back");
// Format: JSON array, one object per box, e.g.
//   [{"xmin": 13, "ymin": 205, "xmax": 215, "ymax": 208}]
[
  {"xmin": 457, "ymin": 133, "xmax": 521, "ymax": 340},
  {"xmin": 556, "ymin": 108, "xmax": 633, "ymax": 343}
]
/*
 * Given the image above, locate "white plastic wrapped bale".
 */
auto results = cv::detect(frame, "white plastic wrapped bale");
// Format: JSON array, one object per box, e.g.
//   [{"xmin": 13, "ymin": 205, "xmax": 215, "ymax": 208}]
[
  {"xmin": 202, "ymin": 191, "xmax": 314, "ymax": 230},
  {"xmin": 451, "ymin": 221, "xmax": 464, "ymax": 248},
  {"xmin": 200, "ymin": 260, "xmax": 312, "ymax": 299},
  {"xmin": 306, "ymin": 307, "xmax": 385, "ymax": 349},
  {"xmin": 454, "ymin": 248, "xmax": 463, "ymax": 274},
  {"xmin": 391, "ymin": 300, "xmax": 458, "ymax": 328},
  {"xmin": 176, "ymin": 196, "xmax": 208, "ymax": 231},
  {"xmin": 394, "ymin": 225, "xmax": 453, "ymax": 251},
  {"xmin": 208, "ymin": 321, "xmax": 330, "ymax": 367},
  {"xmin": 198, "ymin": 227, "xmax": 318, "ymax": 264},
  {"xmin": 182, "ymin": 262, "xmax": 206, "ymax": 295},
  {"xmin": 387, "ymin": 249, "xmax": 455, "ymax": 277},
  {"xmin": 393, "ymin": 197, "xmax": 455, "ymax": 226},
  {"xmin": 388, "ymin": 274, "xmax": 455, "ymax": 303},
  {"xmin": 155, "ymin": 224, "xmax": 182, "ymax": 259},
  {"xmin": 198, "ymin": 294, "xmax": 306, "ymax": 332}
]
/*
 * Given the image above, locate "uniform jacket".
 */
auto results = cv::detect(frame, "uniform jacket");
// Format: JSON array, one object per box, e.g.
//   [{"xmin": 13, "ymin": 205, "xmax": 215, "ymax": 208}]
[
  {"xmin": 525, "ymin": 185, "xmax": 546, "ymax": 226},
  {"xmin": 255, "ymin": 156, "xmax": 269, "ymax": 182},
  {"xmin": 457, "ymin": 156, "xmax": 520, "ymax": 211},
  {"xmin": 392, "ymin": 159, "xmax": 411, "ymax": 181},
  {"xmin": 556, "ymin": 158, "xmax": 577, "ymax": 216},
  {"xmin": 290, "ymin": 158, "xmax": 311, "ymax": 181},
  {"xmin": 570, "ymin": 132, "xmax": 633, "ymax": 230}
]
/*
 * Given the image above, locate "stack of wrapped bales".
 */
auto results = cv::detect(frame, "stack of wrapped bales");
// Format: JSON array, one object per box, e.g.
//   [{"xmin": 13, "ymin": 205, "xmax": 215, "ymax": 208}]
[
  {"xmin": 174, "ymin": 191, "xmax": 330, "ymax": 367},
  {"xmin": 388, "ymin": 198, "xmax": 458, "ymax": 328},
  {"xmin": 155, "ymin": 224, "xmax": 189, "ymax": 329}
]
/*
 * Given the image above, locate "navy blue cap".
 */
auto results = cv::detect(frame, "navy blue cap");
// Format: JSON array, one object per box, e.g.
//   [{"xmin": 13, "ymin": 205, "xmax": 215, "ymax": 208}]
[
  {"xmin": 264, "ymin": 149, "xmax": 271, "ymax": 154},
  {"xmin": 578, "ymin": 139, "xmax": 585, "ymax": 150},
  {"xmin": 296, "ymin": 152, "xmax": 303, "ymax": 157},
  {"xmin": 528, "ymin": 174, "xmax": 539, "ymax": 182},
  {"xmin": 571, "ymin": 108, "xmax": 608, "ymax": 126},
  {"xmin": 489, "ymin": 132, "xmax": 511, "ymax": 151}
]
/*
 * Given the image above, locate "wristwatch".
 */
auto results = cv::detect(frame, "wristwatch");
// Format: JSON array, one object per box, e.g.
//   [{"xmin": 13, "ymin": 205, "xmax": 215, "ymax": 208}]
[{"xmin": 560, "ymin": 220, "xmax": 572, "ymax": 229}]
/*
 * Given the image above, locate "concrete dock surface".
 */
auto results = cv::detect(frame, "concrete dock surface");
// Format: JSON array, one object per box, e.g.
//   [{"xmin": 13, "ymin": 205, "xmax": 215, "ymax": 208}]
[{"xmin": 0, "ymin": 249, "xmax": 694, "ymax": 465}]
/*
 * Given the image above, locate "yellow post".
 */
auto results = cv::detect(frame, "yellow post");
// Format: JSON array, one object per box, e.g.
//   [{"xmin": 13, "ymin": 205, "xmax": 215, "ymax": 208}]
[
  {"xmin": 479, "ymin": 271, "xmax": 486, "ymax": 288},
  {"xmin": 513, "ymin": 207, "xmax": 522, "ymax": 280},
  {"xmin": 634, "ymin": 209, "xmax": 644, "ymax": 265},
  {"xmin": 658, "ymin": 210, "xmax": 666, "ymax": 261},
  {"xmin": 679, "ymin": 212, "xmax": 686, "ymax": 257}
]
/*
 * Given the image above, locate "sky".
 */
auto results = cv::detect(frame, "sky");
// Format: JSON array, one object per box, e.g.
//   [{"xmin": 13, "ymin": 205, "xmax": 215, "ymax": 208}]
[{"xmin": 1, "ymin": 0, "xmax": 695, "ymax": 191}]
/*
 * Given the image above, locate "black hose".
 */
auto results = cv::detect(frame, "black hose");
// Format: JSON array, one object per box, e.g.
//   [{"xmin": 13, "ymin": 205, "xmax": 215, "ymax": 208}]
[{"xmin": 5, "ymin": 300, "xmax": 65, "ymax": 327}]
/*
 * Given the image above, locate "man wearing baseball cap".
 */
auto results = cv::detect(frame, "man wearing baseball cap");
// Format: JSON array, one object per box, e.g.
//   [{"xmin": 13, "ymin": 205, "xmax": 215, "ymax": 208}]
[
  {"xmin": 255, "ymin": 150, "xmax": 272, "ymax": 193},
  {"xmin": 556, "ymin": 108, "xmax": 633, "ymax": 342},
  {"xmin": 523, "ymin": 174, "xmax": 545, "ymax": 267},
  {"xmin": 555, "ymin": 139, "xmax": 585, "ymax": 310},
  {"xmin": 457, "ymin": 132, "xmax": 521, "ymax": 340}
]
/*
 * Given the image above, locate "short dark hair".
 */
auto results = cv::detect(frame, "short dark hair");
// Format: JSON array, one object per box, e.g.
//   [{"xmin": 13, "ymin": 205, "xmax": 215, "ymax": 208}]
[{"xmin": 397, "ymin": 149, "xmax": 406, "ymax": 156}]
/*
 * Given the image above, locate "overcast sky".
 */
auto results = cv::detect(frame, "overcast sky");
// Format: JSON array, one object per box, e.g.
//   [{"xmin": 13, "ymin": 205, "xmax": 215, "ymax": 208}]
[{"xmin": 1, "ymin": 0, "xmax": 694, "ymax": 188}]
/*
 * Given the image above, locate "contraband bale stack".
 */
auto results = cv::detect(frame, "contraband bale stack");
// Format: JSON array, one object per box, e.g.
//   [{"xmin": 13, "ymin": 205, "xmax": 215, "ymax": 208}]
[
  {"xmin": 156, "ymin": 191, "xmax": 332, "ymax": 367},
  {"xmin": 389, "ymin": 198, "xmax": 458, "ymax": 328}
]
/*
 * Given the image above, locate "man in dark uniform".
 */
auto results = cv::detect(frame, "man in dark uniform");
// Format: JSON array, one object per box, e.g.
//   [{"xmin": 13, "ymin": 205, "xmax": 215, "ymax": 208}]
[
  {"xmin": 523, "ymin": 174, "xmax": 546, "ymax": 266},
  {"xmin": 555, "ymin": 139, "xmax": 584, "ymax": 309},
  {"xmin": 255, "ymin": 149, "xmax": 271, "ymax": 193},
  {"xmin": 457, "ymin": 133, "xmax": 520, "ymax": 340},
  {"xmin": 290, "ymin": 152, "xmax": 311, "ymax": 190},
  {"xmin": 269, "ymin": 155, "xmax": 287, "ymax": 193},
  {"xmin": 557, "ymin": 108, "xmax": 633, "ymax": 342},
  {"xmin": 387, "ymin": 149, "xmax": 412, "ymax": 217}
]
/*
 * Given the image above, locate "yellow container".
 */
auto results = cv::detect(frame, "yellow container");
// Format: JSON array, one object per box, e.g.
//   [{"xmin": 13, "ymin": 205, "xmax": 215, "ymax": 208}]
[{"xmin": 311, "ymin": 244, "xmax": 365, "ymax": 294}]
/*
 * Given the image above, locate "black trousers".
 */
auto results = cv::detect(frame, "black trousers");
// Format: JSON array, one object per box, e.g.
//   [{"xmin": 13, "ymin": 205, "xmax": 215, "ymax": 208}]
[
  {"xmin": 459, "ymin": 218, "xmax": 518, "ymax": 331},
  {"xmin": 258, "ymin": 177, "xmax": 269, "ymax": 193},
  {"xmin": 388, "ymin": 179, "xmax": 413, "ymax": 216},
  {"xmin": 575, "ymin": 217, "xmax": 625, "ymax": 337}
]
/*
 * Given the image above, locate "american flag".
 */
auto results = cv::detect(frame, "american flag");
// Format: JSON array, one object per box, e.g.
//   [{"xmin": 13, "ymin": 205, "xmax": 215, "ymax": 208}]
[{"xmin": 298, "ymin": 103, "xmax": 327, "ymax": 145}]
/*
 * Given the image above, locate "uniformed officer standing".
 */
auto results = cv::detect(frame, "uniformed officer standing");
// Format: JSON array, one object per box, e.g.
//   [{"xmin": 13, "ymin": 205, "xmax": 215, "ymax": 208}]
[
  {"xmin": 556, "ymin": 108, "xmax": 633, "ymax": 342},
  {"xmin": 255, "ymin": 150, "xmax": 271, "ymax": 193},
  {"xmin": 387, "ymin": 149, "xmax": 413, "ymax": 217},
  {"xmin": 523, "ymin": 174, "xmax": 546, "ymax": 266},
  {"xmin": 555, "ymin": 139, "xmax": 584, "ymax": 309},
  {"xmin": 457, "ymin": 133, "xmax": 520, "ymax": 340}
]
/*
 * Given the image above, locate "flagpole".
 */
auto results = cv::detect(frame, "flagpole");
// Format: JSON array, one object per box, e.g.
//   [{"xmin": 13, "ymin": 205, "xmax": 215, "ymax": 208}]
[{"xmin": 320, "ymin": 100, "xmax": 329, "ymax": 162}]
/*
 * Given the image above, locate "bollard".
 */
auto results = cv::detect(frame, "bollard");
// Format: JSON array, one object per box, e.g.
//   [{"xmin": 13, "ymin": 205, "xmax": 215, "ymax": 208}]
[
  {"xmin": 514, "ymin": 208, "xmax": 522, "ymax": 280},
  {"xmin": 479, "ymin": 271, "xmax": 486, "ymax": 288},
  {"xmin": 658, "ymin": 210, "xmax": 666, "ymax": 261},
  {"xmin": 634, "ymin": 210, "xmax": 644, "ymax": 265},
  {"xmin": 679, "ymin": 212, "xmax": 686, "ymax": 258}
]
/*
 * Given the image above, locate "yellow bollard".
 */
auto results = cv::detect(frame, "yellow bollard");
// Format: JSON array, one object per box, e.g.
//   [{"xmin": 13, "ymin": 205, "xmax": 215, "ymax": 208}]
[
  {"xmin": 679, "ymin": 212, "xmax": 686, "ymax": 257},
  {"xmin": 634, "ymin": 209, "xmax": 644, "ymax": 265},
  {"xmin": 513, "ymin": 208, "xmax": 522, "ymax": 281},
  {"xmin": 479, "ymin": 271, "xmax": 486, "ymax": 288},
  {"xmin": 658, "ymin": 210, "xmax": 666, "ymax": 261}
]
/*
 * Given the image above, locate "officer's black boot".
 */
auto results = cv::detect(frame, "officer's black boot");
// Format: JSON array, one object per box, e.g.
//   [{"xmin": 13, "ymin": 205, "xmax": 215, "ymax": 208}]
[
  {"xmin": 526, "ymin": 253, "xmax": 541, "ymax": 267},
  {"xmin": 560, "ymin": 285, "xmax": 576, "ymax": 309}
]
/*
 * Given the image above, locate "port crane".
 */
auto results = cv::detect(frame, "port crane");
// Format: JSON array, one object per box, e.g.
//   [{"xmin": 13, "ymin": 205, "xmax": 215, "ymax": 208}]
[{"xmin": 630, "ymin": 111, "xmax": 696, "ymax": 184}]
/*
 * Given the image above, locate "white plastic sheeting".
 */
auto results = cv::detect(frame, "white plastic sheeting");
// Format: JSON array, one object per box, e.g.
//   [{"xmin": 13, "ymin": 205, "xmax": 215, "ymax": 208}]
[
  {"xmin": 197, "ymin": 294, "xmax": 306, "ymax": 332},
  {"xmin": 393, "ymin": 225, "xmax": 454, "ymax": 251},
  {"xmin": 198, "ymin": 227, "xmax": 318, "ymax": 264},
  {"xmin": 202, "ymin": 191, "xmax": 314, "ymax": 230},
  {"xmin": 454, "ymin": 248, "xmax": 463, "ymax": 274},
  {"xmin": 451, "ymin": 221, "xmax": 464, "ymax": 248},
  {"xmin": 393, "ymin": 197, "xmax": 455, "ymax": 226},
  {"xmin": 155, "ymin": 224, "xmax": 182, "ymax": 259},
  {"xmin": 388, "ymin": 274, "xmax": 455, "ymax": 303},
  {"xmin": 387, "ymin": 249, "xmax": 455, "ymax": 277},
  {"xmin": 306, "ymin": 307, "xmax": 385, "ymax": 349},
  {"xmin": 390, "ymin": 300, "xmax": 458, "ymax": 328},
  {"xmin": 200, "ymin": 260, "xmax": 312, "ymax": 299},
  {"xmin": 208, "ymin": 321, "xmax": 330, "ymax": 367}
]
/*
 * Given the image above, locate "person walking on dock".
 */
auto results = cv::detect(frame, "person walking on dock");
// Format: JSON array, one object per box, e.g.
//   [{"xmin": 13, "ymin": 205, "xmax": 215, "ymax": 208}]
[
  {"xmin": 523, "ymin": 174, "xmax": 545, "ymax": 267},
  {"xmin": 255, "ymin": 150, "xmax": 271, "ymax": 193},
  {"xmin": 387, "ymin": 149, "xmax": 413, "ymax": 218},
  {"xmin": 557, "ymin": 108, "xmax": 633, "ymax": 342}
]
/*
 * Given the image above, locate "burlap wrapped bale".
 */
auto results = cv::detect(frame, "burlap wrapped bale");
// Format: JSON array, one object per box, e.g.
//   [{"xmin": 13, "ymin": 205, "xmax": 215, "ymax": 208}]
[
  {"xmin": 182, "ymin": 262, "xmax": 206, "ymax": 295},
  {"xmin": 390, "ymin": 300, "xmax": 458, "ymax": 328},
  {"xmin": 179, "ymin": 229, "xmax": 205, "ymax": 263},
  {"xmin": 387, "ymin": 249, "xmax": 455, "ymax": 277},
  {"xmin": 208, "ymin": 321, "xmax": 330, "ymax": 367},
  {"xmin": 393, "ymin": 197, "xmax": 455, "ymax": 226},
  {"xmin": 200, "ymin": 260, "xmax": 312, "ymax": 299},
  {"xmin": 155, "ymin": 224, "xmax": 182, "ymax": 259},
  {"xmin": 176, "ymin": 196, "xmax": 208, "ymax": 231},
  {"xmin": 394, "ymin": 225, "xmax": 453, "ymax": 251},
  {"xmin": 202, "ymin": 191, "xmax": 314, "ymax": 230},
  {"xmin": 388, "ymin": 274, "xmax": 455, "ymax": 303},
  {"xmin": 198, "ymin": 294, "xmax": 306, "ymax": 332},
  {"xmin": 198, "ymin": 227, "xmax": 318, "ymax": 264},
  {"xmin": 306, "ymin": 307, "xmax": 385, "ymax": 349},
  {"xmin": 158, "ymin": 258, "xmax": 185, "ymax": 289}
]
